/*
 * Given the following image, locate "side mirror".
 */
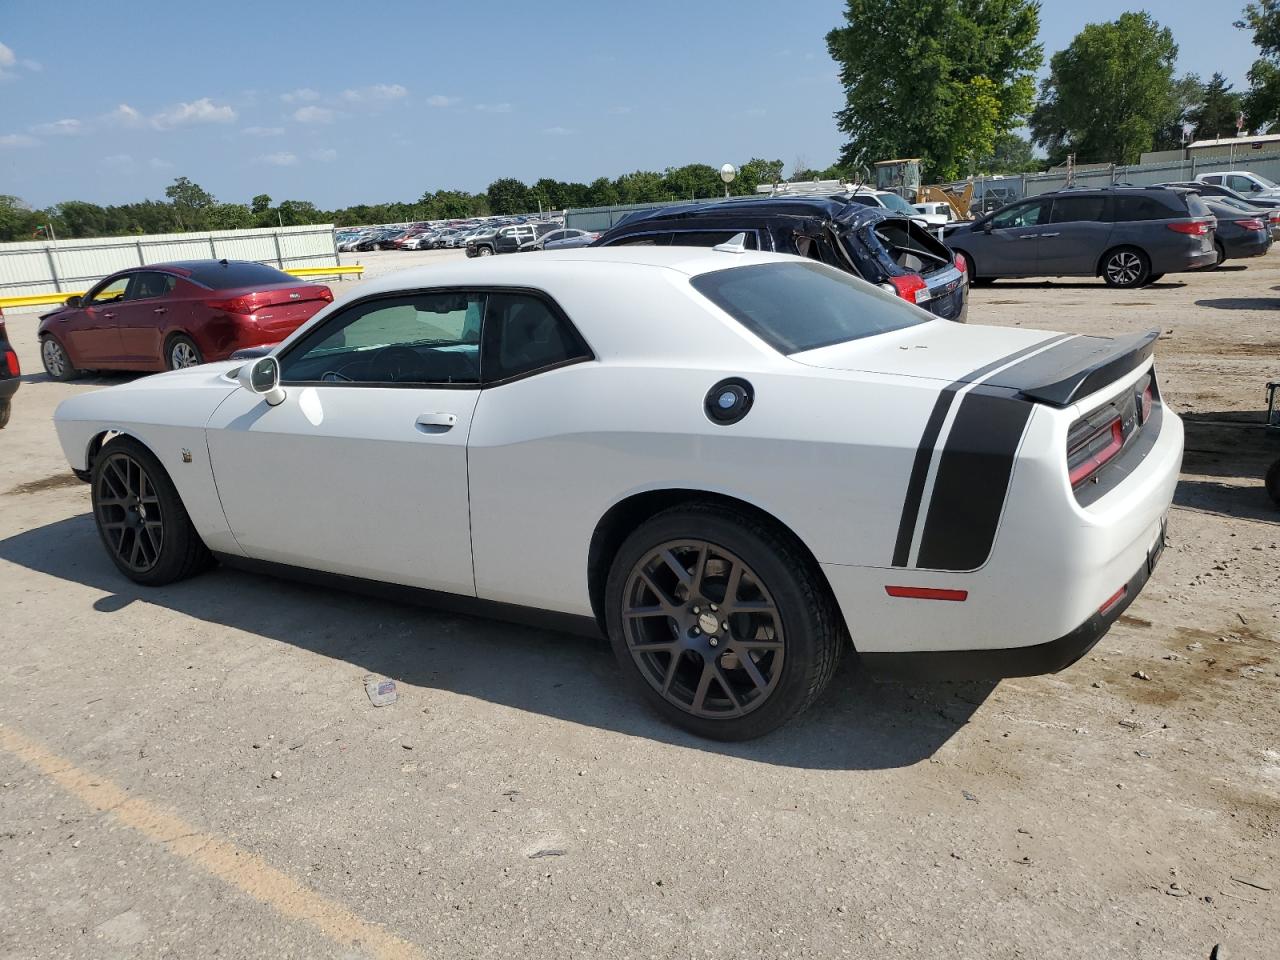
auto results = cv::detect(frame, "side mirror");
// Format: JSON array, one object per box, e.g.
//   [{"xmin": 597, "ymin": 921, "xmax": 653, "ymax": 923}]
[
  {"xmin": 237, "ymin": 356, "xmax": 286, "ymax": 407},
  {"xmin": 64, "ymin": 295, "xmax": 83, "ymax": 308}
]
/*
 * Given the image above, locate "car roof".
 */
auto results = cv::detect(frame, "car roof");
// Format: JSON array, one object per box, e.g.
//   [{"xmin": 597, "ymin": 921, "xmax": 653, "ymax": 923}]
[{"xmin": 613, "ymin": 196, "xmax": 889, "ymax": 229}]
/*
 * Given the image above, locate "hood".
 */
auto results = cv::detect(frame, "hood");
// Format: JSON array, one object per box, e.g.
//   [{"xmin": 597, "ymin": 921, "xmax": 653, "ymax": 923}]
[{"xmin": 789, "ymin": 320, "xmax": 1064, "ymax": 386}]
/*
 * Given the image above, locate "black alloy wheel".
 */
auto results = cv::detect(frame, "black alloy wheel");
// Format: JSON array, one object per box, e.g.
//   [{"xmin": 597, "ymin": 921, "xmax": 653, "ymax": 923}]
[
  {"xmin": 1102, "ymin": 248, "xmax": 1150, "ymax": 288},
  {"xmin": 605, "ymin": 505, "xmax": 843, "ymax": 740},
  {"xmin": 91, "ymin": 436, "xmax": 212, "ymax": 585}
]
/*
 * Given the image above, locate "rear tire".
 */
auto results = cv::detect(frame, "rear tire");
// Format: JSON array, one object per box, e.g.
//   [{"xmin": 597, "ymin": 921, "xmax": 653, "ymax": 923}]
[
  {"xmin": 91, "ymin": 435, "xmax": 212, "ymax": 586},
  {"xmin": 166, "ymin": 335, "xmax": 203, "ymax": 370},
  {"xmin": 1266, "ymin": 458, "xmax": 1280, "ymax": 508},
  {"xmin": 959, "ymin": 251, "xmax": 995, "ymax": 286},
  {"xmin": 1214, "ymin": 241, "xmax": 1227, "ymax": 267},
  {"xmin": 604, "ymin": 503, "xmax": 844, "ymax": 740},
  {"xmin": 0, "ymin": 398, "xmax": 9, "ymax": 429},
  {"xmin": 1101, "ymin": 247, "xmax": 1150, "ymax": 288},
  {"xmin": 40, "ymin": 336, "xmax": 80, "ymax": 381}
]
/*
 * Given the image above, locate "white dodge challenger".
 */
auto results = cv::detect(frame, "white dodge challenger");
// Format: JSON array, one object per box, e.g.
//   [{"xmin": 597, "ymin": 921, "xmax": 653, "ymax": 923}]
[{"xmin": 54, "ymin": 246, "xmax": 1182, "ymax": 739}]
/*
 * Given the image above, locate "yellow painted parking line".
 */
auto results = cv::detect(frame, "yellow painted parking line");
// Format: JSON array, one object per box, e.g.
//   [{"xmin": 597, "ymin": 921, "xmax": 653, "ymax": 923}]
[{"xmin": 0, "ymin": 724, "xmax": 427, "ymax": 960}]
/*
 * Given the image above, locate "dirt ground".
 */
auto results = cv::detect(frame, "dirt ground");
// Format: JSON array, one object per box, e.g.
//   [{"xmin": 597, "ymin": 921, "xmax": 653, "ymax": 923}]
[{"xmin": 1, "ymin": 249, "xmax": 1277, "ymax": 960}]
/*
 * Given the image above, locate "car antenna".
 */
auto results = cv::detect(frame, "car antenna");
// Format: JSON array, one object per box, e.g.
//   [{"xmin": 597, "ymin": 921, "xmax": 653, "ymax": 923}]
[
  {"xmin": 219, "ymin": 258, "xmax": 228, "ymax": 265},
  {"xmin": 713, "ymin": 232, "xmax": 751, "ymax": 254}
]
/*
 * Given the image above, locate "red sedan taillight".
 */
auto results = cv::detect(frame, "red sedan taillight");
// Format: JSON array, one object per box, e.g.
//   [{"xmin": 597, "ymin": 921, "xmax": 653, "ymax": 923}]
[
  {"xmin": 3, "ymin": 348, "xmax": 19, "ymax": 377},
  {"xmin": 1166, "ymin": 220, "xmax": 1212, "ymax": 235},
  {"xmin": 207, "ymin": 296, "xmax": 256, "ymax": 314}
]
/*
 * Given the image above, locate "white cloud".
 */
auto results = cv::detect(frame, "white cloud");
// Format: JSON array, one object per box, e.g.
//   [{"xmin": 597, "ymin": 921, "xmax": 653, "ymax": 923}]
[
  {"xmin": 0, "ymin": 42, "xmax": 14, "ymax": 68},
  {"xmin": 292, "ymin": 105, "xmax": 334, "ymax": 124},
  {"xmin": 259, "ymin": 151, "xmax": 298, "ymax": 166},
  {"xmin": 104, "ymin": 103, "xmax": 144, "ymax": 127},
  {"xmin": 152, "ymin": 97, "xmax": 237, "ymax": 129},
  {"xmin": 149, "ymin": 157, "xmax": 173, "ymax": 169},
  {"xmin": 102, "ymin": 153, "xmax": 135, "ymax": 169},
  {"xmin": 242, "ymin": 125, "xmax": 285, "ymax": 137},
  {"xmin": 542, "ymin": 125, "xmax": 573, "ymax": 136},
  {"xmin": 310, "ymin": 147, "xmax": 337, "ymax": 162},
  {"xmin": 427, "ymin": 94, "xmax": 459, "ymax": 107},
  {"xmin": 0, "ymin": 133, "xmax": 38, "ymax": 148},
  {"xmin": 342, "ymin": 83, "xmax": 407, "ymax": 102},
  {"xmin": 475, "ymin": 102, "xmax": 512, "ymax": 113},
  {"xmin": 33, "ymin": 118, "xmax": 82, "ymax": 136},
  {"xmin": 281, "ymin": 87, "xmax": 320, "ymax": 103}
]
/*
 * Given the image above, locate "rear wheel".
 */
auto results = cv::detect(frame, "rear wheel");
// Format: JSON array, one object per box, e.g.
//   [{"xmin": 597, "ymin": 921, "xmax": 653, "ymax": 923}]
[
  {"xmin": 91, "ymin": 435, "xmax": 212, "ymax": 585},
  {"xmin": 1102, "ymin": 247, "xmax": 1150, "ymax": 288},
  {"xmin": 605, "ymin": 504, "xmax": 844, "ymax": 740},
  {"xmin": 1214, "ymin": 241, "xmax": 1227, "ymax": 267},
  {"xmin": 167, "ymin": 335, "xmax": 202, "ymax": 370},
  {"xmin": 40, "ymin": 336, "xmax": 80, "ymax": 381},
  {"xmin": 0, "ymin": 398, "xmax": 9, "ymax": 429}
]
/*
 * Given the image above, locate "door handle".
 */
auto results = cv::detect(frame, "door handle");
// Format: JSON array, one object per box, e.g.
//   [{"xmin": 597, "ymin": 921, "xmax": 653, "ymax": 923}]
[
  {"xmin": 103, "ymin": 311, "xmax": 116, "ymax": 318},
  {"xmin": 153, "ymin": 307, "xmax": 167, "ymax": 314},
  {"xmin": 1038, "ymin": 232, "xmax": 1061, "ymax": 238},
  {"xmin": 415, "ymin": 412, "xmax": 457, "ymax": 432},
  {"xmin": 1018, "ymin": 234, "xmax": 1040, "ymax": 240}
]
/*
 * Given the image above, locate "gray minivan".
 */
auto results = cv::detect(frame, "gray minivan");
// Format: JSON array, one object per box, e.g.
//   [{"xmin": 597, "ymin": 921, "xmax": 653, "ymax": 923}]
[{"xmin": 945, "ymin": 186, "xmax": 1217, "ymax": 288}]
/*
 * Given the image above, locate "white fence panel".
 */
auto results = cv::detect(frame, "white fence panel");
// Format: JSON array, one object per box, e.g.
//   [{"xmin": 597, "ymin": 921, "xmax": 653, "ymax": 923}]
[{"xmin": 0, "ymin": 225, "xmax": 339, "ymax": 298}]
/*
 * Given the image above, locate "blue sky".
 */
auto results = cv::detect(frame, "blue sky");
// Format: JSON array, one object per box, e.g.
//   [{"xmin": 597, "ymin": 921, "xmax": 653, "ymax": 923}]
[{"xmin": 0, "ymin": 1, "xmax": 1262, "ymax": 209}]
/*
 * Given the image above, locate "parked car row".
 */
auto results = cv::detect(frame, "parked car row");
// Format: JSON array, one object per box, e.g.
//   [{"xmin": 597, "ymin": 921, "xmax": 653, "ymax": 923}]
[{"xmin": 336, "ymin": 215, "xmax": 566, "ymax": 254}]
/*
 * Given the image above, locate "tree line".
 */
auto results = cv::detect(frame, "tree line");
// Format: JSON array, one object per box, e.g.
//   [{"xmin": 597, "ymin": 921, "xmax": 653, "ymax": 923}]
[
  {"xmin": 1, "ymin": 158, "xmax": 858, "ymax": 243},
  {"xmin": 828, "ymin": 1, "xmax": 1280, "ymax": 179}
]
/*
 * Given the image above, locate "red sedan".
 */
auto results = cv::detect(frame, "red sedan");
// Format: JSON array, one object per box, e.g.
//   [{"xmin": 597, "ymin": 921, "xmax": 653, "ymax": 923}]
[{"xmin": 37, "ymin": 260, "xmax": 333, "ymax": 379}]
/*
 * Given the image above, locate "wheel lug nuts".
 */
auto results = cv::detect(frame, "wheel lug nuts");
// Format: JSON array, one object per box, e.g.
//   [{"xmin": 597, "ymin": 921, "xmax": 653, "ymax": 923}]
[
  {"xmin": 709, "ymin": 637, "xmax": 719, "ymax": 647},
  {"xmin": 722, "ymin": 621, "xmax": 730, "ymax": 631},
  {"xmin": 710, "ymin": 604, "xmax": 718, "ymax": 612},
  {"xmin": 691, "ymin": 627, "xmax": 701, "ymax": 636},
  {"xmin": 692, "ymin": 605, "xmax": 701, "ymax": 614}
]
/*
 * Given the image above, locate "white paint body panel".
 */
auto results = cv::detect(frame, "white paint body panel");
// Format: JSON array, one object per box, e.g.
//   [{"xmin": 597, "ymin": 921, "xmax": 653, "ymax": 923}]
[{"xmin": 53, "ymin": 248, "xmax": 1184, "ymax": 661}]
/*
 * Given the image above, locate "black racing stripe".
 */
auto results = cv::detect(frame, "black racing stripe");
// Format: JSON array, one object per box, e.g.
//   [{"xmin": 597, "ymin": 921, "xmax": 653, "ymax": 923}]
[
  {"xmin": 890, "ymin": 334, "xmax": 1073, "ymax": 568},
  {"xmin": 915, "ymin": 392, "xmax": 1034, "ymax": 571}
]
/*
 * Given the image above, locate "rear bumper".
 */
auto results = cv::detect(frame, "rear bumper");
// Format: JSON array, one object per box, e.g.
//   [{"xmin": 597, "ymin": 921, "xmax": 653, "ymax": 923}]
[
  {"xmin": 861, "ymin": 520, "xmax": 1164, "ymax": 680},
  {"xmin": 1152, "ymin": 246, "xmax": 1217, "ymax": 273},
  {"xmin": 1222, "ymin": 234, "xmax": 1272, "ymax": 259}
]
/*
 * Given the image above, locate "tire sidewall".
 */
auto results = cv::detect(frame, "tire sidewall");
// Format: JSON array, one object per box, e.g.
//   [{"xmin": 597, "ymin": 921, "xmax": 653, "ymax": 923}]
[
  {"xmin": 167, "ymin": 335, "xmax": 202, "ymax": 371},
  {"xmin": 604, "ymin": 507, "xmax": 836, "ymax": 740},
  {"xmin": 91, "ymin": 436, "xmax": 202, "ymax": 585},
  {"xmin": 41, "ymin": 336, "xmax": 77, "ymax": 381}
]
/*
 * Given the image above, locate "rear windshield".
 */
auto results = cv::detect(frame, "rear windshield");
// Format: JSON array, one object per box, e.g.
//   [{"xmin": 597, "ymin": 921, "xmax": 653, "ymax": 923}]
[
  {"xmin": 690, "ymin": 261, "xmax": 926, "ymax": 355},
  {"xmin": 188, "ymin": 261, "xmax": 295, "ymax": 288},
  {"xmin": 1184, "ymin": 193, "xmax": 1210, "ymax": 218}
]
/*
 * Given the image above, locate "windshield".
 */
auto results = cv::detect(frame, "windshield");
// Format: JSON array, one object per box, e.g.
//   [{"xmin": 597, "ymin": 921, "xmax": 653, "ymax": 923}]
[
  {"xmin": 1252, "ymin": 172, "xmax": 1278, "ymax": 188},
  {"xmin": 877, "ymin": 193, "xmax": 918, "ymax": 215},
  {"xmin": 690, "ymin": 261, "xmax": 927, "ymax": 355}
]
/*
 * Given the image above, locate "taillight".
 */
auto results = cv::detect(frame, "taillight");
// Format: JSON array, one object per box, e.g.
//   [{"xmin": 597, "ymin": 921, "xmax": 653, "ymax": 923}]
[
  {"xmin": 1139, "ymin": 382, "xmax": 1153, "ymax": 423},
  {"xmin": 1235, "ymin": 218, "xmax": 1265, "ymax": 231},
  {"xmin": 1067, "ymin": 417, "xmax": 1125, "ymax": 487},
  {"xmin": 1166, "ymin": 220, "xmax": 1211, "ymax": 235},
  {"xmin": 320, "ymin": 287, "xmax": 334, "ymax": 303},
  {"xmin": 207, "ymin": 296, "xmax": 255, "ymax": 314},
  {"xmin": 953, "ymin": 251, "xmax": 968, "ymax": 277},
  {"xmin": 883, "ymin": 273, "xmax": 931, "ymax": 305},
  {"xmin": 3, "ymin": 348, "xmax": 18, "ymax": 377}
]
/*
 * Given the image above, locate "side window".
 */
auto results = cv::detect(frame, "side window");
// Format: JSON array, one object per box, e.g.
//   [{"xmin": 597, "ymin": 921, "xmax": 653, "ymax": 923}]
[
  {"xmin": 543, "ymin": 230, "xmax": 565, "ymax": 243},
  {"xmin": 279, "ymin": 293, "xmax": 484, "ymax": 386},
  {"xmin": 992, "ymin": 201, "xmax": 1048, "ymax": 228},
  {"xmin": 125, "ymin": 272, "xmax": 176, "ymax": 301},
  {"xmin": 1228, "ymin": 175, "xmax": 1257, "ymax": 193},
  {"xmin": 86, "ymin": 275, "xmax": 130, "ymax": 306},
  {"xmin": 667, "ymin": 230, "xmax": 759, "ymax": 249},
  {"xmin": 605, "ymin": 233, "xmax": 671, "ymax": 246},
  {"xmin": 482, "ymin": 292, "xmax": 591, "ymax": 383},
  {"xmin": 1050, "ymin": 195, "xmax": 1109, "ymax": 223},
  {"xmin": 1202, "ymin": 175, "xmax": 1223, "ymax": 185},
  {"xmin": 1113, "ymin": 196, "xmax": 1178, "ymax": 221}
]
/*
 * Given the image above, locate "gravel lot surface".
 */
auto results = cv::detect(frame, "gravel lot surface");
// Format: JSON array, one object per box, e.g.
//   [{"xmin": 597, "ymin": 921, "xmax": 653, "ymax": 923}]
[{"xmin": 1, "ymin": 248, "xmax": 1277, "ymax": 959}]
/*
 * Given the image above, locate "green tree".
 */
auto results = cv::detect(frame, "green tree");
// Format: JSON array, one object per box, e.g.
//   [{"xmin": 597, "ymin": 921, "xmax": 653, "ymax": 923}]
[
  {"xmin": 1239, "ymin": 1, "xmax": 1280, "ymax": 132},
  {"xmin": 486, "ymin": 178, "xmax": 531, "ymax": 215},
  {"xmin": 730, "ymin": 158, "xmax": 785, "ymax": 195},
  {"xmin": 1030, "ymin": 12, "xmax": 1179, "ymax": 165},
  {"xmin": 0, "ymin": 195, "xmax": 42, "ymax": 242},
  {"xmin": 163, "ymin": 176, "xmax": 215, "ymax": 230},
  {"xmin": 276, "ymin": 200, "xmax": 322, "ymax": 226},
  {"xmin": 251, "ymin": 193, "xmax": 273, "ymax": 215},
  {"xmin": 1188, "ymin": 72, "xmax": 1245, "ymax": 140},
  {"xmin": 974, "ymin": 132, "xmax": 1040, "ymax": 174},
  {"xmin": 206, "ymin": 203, "xmax": 255, "ymax": 231},
  {"xmin": 52, "ymin": 201, "xmax": 108, "ymax": 237},
  {"xmin": 586, "ymin": 177, "xmax": 620, "ymax": 207},
  {"xmin": 1152, "ymin": 74, "xmax": 1208, "ymax": 151},
  {"xmin": 662, "ymin": 163, "xmax": 722, "ymax": 199},
  {"xmin": 614, "ymin": 170, "xmax": 667, "ymax": 204},
  {"xmin": 827, "ymin": 0, "xmax": 1042, "ymax": 181}
]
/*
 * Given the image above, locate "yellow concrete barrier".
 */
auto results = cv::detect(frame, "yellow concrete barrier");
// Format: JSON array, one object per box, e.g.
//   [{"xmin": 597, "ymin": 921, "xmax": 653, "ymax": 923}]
[{"xmin": 0, "ymin": 263, "xmax": 363, "ymax": 311}]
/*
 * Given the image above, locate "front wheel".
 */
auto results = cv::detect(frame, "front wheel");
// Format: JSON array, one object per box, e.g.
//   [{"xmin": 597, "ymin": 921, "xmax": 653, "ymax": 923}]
[
  {"xmin": 91, "ymin": 436, "xmax": 212, "ymax": 585},
  {"xmin": 1102, "ymin": 248, "xmax": 1150, "ymax": 288},
  {"xmin": 605, "ymin": 504, "xmax": 844, "ymax": 740},
  {"xmin": 477, "ymin": 245, "xmax": 493, "ymax": 257},
  {"xmin": 41, "ymin": 337, "xmax": 80, "ymax": 381}
]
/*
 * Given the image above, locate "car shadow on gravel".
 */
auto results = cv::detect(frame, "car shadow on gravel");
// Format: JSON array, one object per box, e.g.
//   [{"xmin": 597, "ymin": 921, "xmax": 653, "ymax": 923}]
[
  {"xmin": 1194, "ymin": 296, "xmax": 1280, "ymax": 310},
  {"xmin": 0, "ymin": 513, "xmax": 994, "ymax": 771}
]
